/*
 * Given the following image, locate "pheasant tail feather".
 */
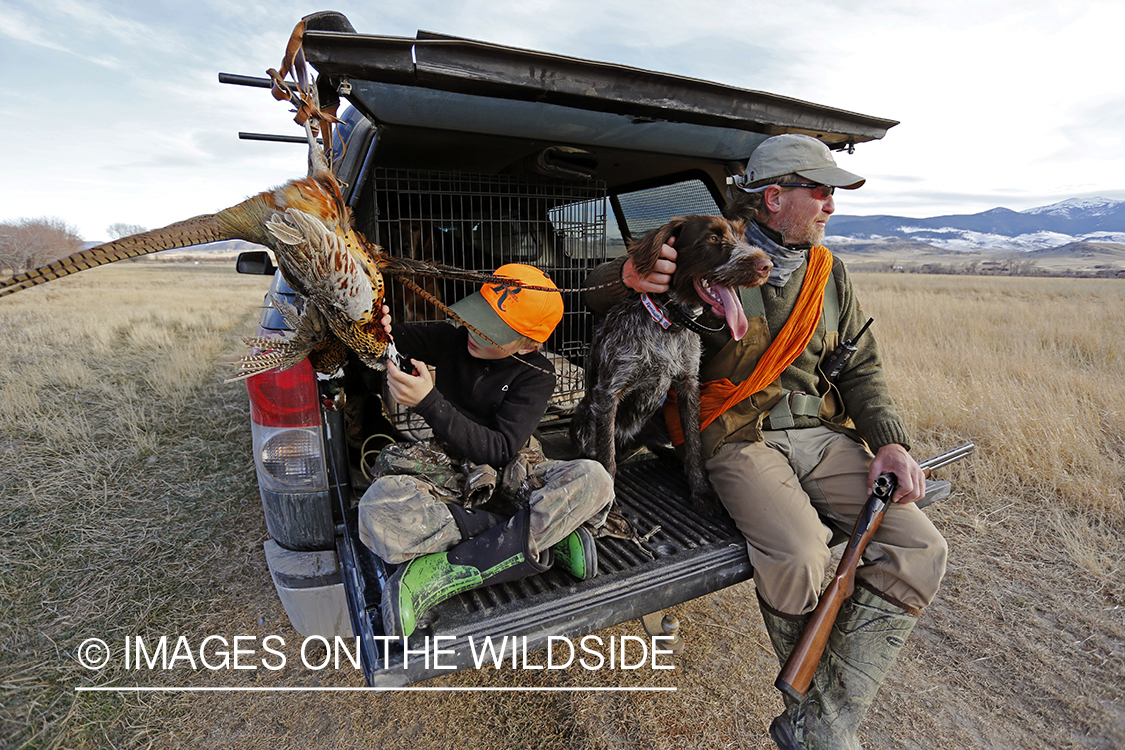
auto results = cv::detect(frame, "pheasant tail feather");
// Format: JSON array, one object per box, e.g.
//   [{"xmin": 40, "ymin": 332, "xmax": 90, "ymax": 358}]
[
  {"xmin": 0, "ymin": 188, "xmax": 282, "ymax": 298},
  {"xmin": 0, "ymin": 213, "xmax": 229, "ymax": 297},
  {"xmin": 222, "ymin": 340, "xmax": 305, "ymax": 382}
]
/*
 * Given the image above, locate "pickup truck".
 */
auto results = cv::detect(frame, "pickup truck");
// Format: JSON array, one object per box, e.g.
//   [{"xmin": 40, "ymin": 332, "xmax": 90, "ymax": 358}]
[{"xmin": 228, "ymin": 10, "xmax": 944, "ymax": 687}]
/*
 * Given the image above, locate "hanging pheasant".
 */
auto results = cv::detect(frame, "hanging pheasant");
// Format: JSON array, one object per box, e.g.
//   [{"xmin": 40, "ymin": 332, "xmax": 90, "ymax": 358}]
[
  {"xmin": 0, "ymin": 17, "xmax": 396, "ymax": 378},
  {"xmin": 0, "ymin": 121, "xmax": 390, "ymax": 376},
  {"xmin": 0, "ymin": 19, "xmax": 559, "ymax": 378}
]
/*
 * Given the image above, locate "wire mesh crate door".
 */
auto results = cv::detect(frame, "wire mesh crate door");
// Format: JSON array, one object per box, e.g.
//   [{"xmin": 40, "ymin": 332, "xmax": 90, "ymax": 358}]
[{"xmin": 371, "ymin": 168, "xmax": 608, "ymax": 431}]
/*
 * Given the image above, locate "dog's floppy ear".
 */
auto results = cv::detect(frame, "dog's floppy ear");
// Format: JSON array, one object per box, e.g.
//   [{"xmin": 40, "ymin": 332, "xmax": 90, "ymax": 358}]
[{"xmin": 627, "ymin": 217, "xmax": 684, "ymax": 277}]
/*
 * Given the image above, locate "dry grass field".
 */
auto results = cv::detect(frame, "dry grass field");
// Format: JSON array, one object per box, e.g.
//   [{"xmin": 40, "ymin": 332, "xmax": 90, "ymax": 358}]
[{"xmin": 1, "ymin": 265, "xmax": 1122, "ymax": 749}]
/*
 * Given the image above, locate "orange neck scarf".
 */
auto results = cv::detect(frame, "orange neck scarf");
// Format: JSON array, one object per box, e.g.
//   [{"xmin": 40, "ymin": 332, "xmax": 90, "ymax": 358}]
[{"xmin": 665, "ymin": 245, "xmax": 834, "ymax": 446}]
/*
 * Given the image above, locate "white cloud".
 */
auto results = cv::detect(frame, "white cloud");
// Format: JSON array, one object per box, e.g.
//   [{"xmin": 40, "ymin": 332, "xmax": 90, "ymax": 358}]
[{"xmin": 2, "ymin": 0, "xmax": 1123, "ymax": 237}]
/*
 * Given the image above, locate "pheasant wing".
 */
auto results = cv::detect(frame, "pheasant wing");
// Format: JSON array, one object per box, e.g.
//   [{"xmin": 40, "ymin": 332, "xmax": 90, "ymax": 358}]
[{"xmin": 265, "ymin": 207, "xmax": 378, "ymax": 324}]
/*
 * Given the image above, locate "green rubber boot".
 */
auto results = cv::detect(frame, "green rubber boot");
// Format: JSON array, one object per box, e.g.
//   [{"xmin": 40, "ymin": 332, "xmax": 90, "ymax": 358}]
[
  {"xmin": 550, "ymin": 526, "xmax": 598, "ymax": 581},
  {"xmin": 381, "ymin": 508, "xmax": 550, "ymax": 639},
  {"xmin": 757, "ymin": 594, "xmax": 812, "ymax": 707},
  {"xmin": 766, "ymin": 586, "xmax": 919, "ymax": 750}
]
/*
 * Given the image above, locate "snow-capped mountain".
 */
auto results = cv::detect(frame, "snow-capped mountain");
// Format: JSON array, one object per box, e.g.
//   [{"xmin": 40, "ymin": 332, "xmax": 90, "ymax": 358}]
[
  {"xmin": 1022, "ymin": 197, "xmax": 1122, "ymax": 218},
  {"xmin": 827, "ymin": 198, "xmax": 1125, "ymax": 252}
]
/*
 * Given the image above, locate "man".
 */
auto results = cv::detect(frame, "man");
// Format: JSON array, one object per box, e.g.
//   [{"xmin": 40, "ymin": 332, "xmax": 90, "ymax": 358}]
[
  {"xmin": 583, "ymin": 134, "xmax": 947, "ymax": 750},
  {"xmin": 360, "ymin": 264, "xmax": 612, "ymax": 639}
]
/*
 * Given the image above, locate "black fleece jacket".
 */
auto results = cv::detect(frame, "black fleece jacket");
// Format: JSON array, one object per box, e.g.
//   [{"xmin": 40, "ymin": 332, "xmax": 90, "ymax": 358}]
[{"xmin": 390, "ymin": 323, "xmax": 556, "ymax": 467}]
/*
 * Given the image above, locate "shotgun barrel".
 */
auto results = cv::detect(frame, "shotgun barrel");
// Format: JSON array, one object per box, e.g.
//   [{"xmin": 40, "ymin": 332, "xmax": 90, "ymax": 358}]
[{"xmin": 919, "ymin": 442, "xmax": 975, "ymax": 475}]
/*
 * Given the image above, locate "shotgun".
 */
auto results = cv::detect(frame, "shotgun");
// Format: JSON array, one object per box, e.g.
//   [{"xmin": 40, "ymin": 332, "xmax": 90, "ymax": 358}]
[{"xmin": 774, "ymin": 442, "xmax": 975, "ymax": 702}]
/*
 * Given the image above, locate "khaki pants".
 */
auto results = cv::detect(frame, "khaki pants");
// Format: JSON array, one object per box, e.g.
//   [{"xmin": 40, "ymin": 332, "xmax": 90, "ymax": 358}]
[
  {"xmin": 359, "ymin": 459, "xmax": 613, "ymax": 564},
  {"xmin": 705, "ymin": 426, "xmax": 947, "ymax": 615}
]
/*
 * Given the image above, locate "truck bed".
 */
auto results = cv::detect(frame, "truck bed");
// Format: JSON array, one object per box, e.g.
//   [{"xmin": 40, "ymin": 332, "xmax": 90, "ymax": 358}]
[{"xmin": 335, "ymin": 449, "xmax": 753, "ymax": 687}]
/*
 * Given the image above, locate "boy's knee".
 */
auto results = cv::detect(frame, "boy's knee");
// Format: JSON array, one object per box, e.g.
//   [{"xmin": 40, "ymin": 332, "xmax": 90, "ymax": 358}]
[
  {"xmin": 577, "ymin": 458, "xmax": 613, "ymax": 491},
  {"xmin": 357, "ymin": 476, "xmax": 460, "ymax": 563},
  {"xmin": 538, "ymin": 458, "xmax": 612, "ymax": 498}
]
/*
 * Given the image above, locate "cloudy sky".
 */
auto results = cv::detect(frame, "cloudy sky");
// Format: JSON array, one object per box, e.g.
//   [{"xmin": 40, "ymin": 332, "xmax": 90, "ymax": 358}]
[{"xmin": 1, "ymin": 0, "xmax": 1121, "ymax": 241}]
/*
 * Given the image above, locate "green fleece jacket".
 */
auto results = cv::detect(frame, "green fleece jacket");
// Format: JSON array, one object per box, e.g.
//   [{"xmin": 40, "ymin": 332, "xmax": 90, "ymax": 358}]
[{"xmin": 582, "ymin": 249, "xmax": 911, "ymax": 454}]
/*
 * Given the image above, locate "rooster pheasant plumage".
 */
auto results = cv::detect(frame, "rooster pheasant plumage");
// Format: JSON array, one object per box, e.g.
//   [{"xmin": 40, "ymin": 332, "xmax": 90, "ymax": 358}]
[
  {"xmin": 0, "ymin": 20, "xmax": 555, "ymax": 378},
  {"xmin": 0, "ymin": 122, "xmax": 391, "ymax": 377},
  {"xmin": 0, "ymin": 10, "xmax": 401, "ymax": 380}
]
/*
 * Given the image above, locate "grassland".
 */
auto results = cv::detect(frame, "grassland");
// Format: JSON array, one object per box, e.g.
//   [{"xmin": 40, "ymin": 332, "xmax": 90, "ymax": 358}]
[{"xmin": 1, "ymin": 266, "xmax": 1122, "ymax": 749}]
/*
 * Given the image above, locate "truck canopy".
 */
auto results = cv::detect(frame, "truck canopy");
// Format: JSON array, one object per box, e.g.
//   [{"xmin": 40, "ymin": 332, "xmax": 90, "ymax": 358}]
[{"xmin": 302, "ymin": 23, "xmax": 896, "ymax": 188}]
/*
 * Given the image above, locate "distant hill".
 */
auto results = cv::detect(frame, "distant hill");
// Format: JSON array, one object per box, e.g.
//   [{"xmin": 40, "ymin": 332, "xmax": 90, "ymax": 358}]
[
  {"xmin": 833, "ymin": 239, "xmax": 1125, "ymax": 276},
  {"xmin": 1026, "ymin": 241, "xmax": 1125, "ymax": 260},
  {"xmin": 828, "ymin": 197, "xmax": 1125, "ymax": 253}
]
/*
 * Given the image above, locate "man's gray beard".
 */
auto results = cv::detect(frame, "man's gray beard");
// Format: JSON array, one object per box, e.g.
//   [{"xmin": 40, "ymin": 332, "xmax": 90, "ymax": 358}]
[{"xmin": 776, "ymin": 214, "xmax": 825, "ymax": 247}]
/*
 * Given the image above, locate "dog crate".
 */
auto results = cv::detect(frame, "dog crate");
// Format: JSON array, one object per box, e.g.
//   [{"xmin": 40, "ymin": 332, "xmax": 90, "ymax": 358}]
[{"xmin": 365, "ymin": 168, "xmax": 609, "ymax": 434}]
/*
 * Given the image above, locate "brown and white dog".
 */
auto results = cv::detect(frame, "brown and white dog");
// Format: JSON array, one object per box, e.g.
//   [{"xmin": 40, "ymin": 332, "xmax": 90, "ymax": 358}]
[{"xmin": 571, "ymin": 215, "xmax": 772, "ymax": 512}]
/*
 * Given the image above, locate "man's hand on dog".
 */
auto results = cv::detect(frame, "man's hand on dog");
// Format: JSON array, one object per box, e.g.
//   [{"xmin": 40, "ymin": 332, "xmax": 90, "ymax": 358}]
[{"xmin": 623, "ymin": 236, "xmax": 678, "ymax": 294}]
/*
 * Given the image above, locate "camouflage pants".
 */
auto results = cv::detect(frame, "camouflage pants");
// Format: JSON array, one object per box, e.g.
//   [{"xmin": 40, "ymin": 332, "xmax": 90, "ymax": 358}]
[{"xmin": 358, "ymin": 441, "xmax": 612, "ymax": 564}]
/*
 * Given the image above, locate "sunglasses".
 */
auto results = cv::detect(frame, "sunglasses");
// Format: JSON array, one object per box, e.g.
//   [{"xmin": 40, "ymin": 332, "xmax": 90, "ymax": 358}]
[{"xmin": 781, "ymin": 182, "xmax": 835, "ymax": 200}]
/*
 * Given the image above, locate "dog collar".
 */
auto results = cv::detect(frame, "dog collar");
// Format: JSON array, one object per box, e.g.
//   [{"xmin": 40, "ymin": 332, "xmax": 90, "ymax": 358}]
[
  {"xmin": 663, "ymin": 298, "xmax": 726, "ymax": 335},
  {"xmin": 640, "ymin": 293, "xmax": 674, "ymax": 330},
  {"xmin": 641, "ymin": 294, "xmax": 725, "ymax": 335}
]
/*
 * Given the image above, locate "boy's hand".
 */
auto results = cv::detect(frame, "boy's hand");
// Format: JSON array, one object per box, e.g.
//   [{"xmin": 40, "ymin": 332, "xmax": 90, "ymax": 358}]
[
  {"xmin": 386, "ymin": 357, "xmax": 433, "ymax": 407},
  {"xmin": 379, "ymin": 304, "xmax": 393, "ymax": 337}
]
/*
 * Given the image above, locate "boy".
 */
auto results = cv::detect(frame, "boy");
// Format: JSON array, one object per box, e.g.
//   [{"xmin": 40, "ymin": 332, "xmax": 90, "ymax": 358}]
[{"xmin": 359, "ymin": 263, "xmax": 613, "ymax": 639}]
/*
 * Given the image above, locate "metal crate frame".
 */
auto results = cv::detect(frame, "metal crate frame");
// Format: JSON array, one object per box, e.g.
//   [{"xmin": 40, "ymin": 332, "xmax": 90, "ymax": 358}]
[{"xmin": 366, "ymin": 168, "xmax": 609, "ymax": 434}]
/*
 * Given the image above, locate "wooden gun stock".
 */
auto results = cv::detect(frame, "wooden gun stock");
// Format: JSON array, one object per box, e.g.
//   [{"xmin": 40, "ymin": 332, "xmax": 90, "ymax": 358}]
[{"xmin": 774, "ymin": 442, "xmax": 974, "ymax": 702}]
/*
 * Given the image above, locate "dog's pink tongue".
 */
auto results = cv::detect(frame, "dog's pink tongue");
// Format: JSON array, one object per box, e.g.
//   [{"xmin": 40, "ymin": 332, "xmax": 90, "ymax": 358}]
[{"xmin": 714, "ymin": 284, "xmax": 749, "ymax": 340}]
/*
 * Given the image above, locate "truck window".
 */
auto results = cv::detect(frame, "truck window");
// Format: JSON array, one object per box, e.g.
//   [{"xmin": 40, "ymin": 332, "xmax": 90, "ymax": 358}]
[{"xmin": 612, "ymin": 178, "xmax": 723, "ymax": 242}]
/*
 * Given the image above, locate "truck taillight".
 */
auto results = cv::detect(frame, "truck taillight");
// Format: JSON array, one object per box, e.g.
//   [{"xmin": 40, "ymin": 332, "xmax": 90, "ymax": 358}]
[
  {"xmin": 247, "ymin": 360, "xmax": 320, "ymax": 427},
  {"xmin": 247, "ymin": 359, "xmax": 328, "ymax": 492}
]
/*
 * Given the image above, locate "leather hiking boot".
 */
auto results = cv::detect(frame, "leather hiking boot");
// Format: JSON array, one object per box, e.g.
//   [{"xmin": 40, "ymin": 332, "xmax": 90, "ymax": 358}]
[
  {"xmin": 550, "ymin": 526, "xmax": 598, "ymax": 581},
  {"xmin": 768, "ymin": 714, "xmax": 802, "ymax": 750}
]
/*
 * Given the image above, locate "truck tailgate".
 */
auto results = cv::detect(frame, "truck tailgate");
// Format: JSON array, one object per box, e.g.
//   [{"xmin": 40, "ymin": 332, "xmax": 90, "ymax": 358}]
[{"xmin": 336, "ymin": 456, "xmax": 752, "ymax": 686}]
